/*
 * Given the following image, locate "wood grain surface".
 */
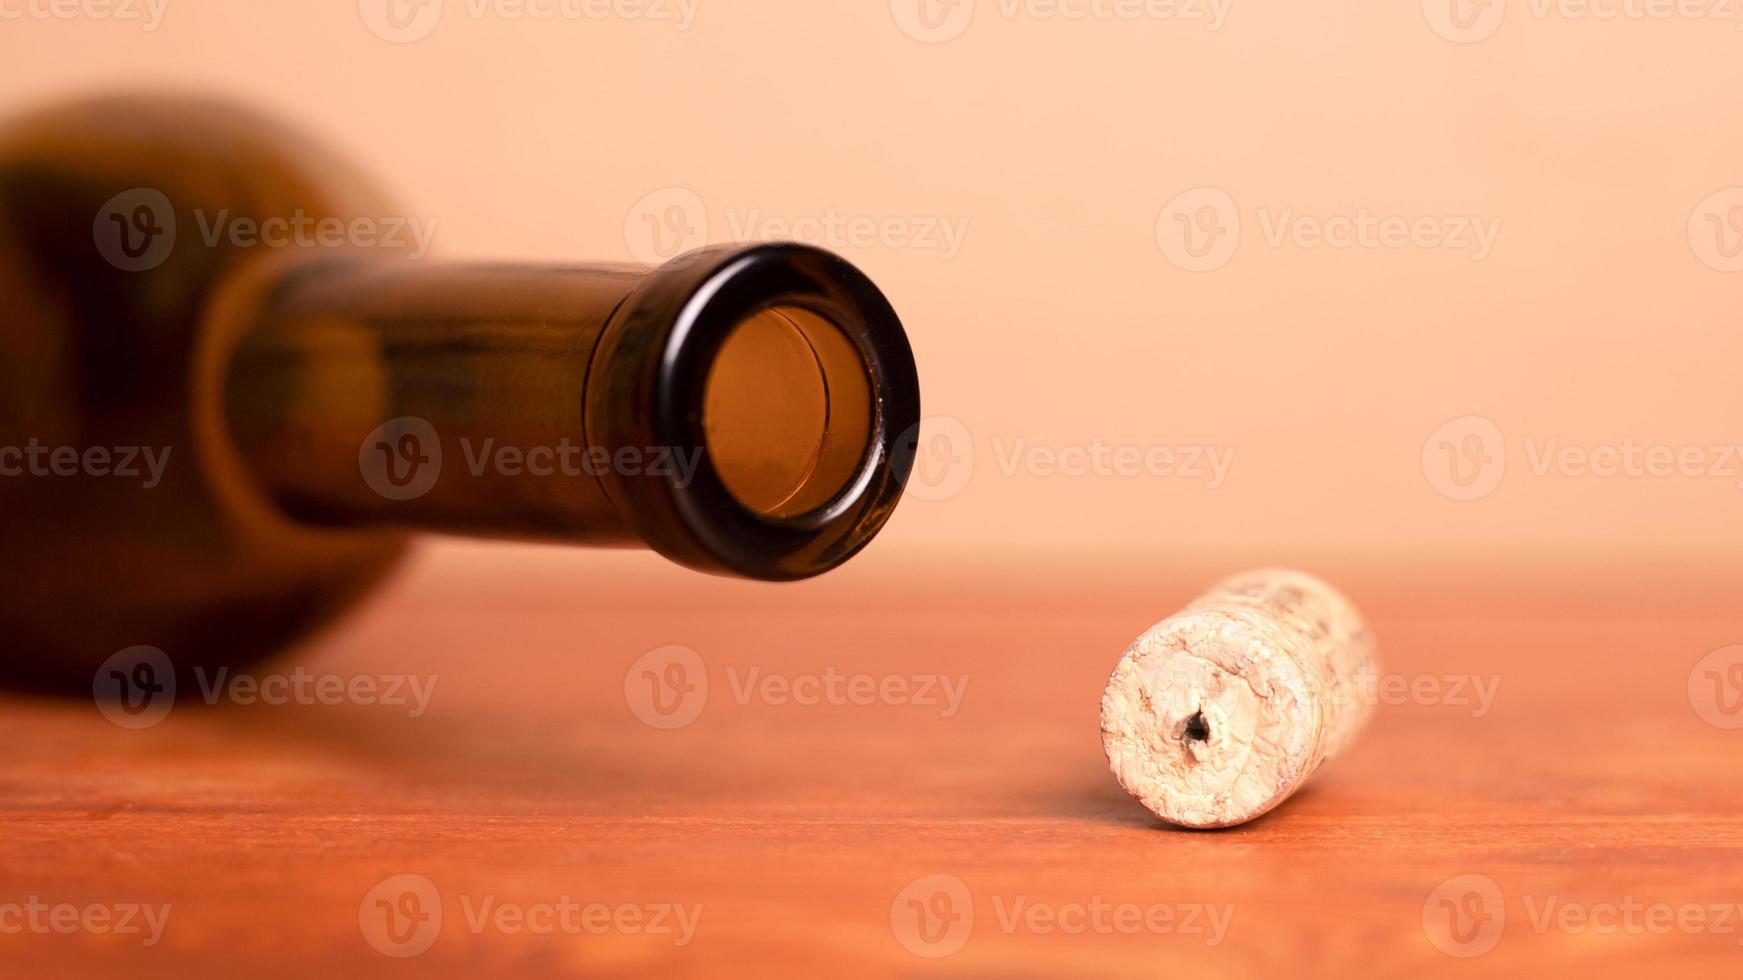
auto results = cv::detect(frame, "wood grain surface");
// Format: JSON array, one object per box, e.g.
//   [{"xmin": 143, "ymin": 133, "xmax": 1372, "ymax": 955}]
[{"xmin": 3, "ymin": 547, "xmax": 1742, "ymax": 978}]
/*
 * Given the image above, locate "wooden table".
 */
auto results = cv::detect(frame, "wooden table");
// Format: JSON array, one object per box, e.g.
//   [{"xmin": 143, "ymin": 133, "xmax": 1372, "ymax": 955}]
[{"xmin": 4, "ymin": 548, "xmax": 1741, "ymax": 978}]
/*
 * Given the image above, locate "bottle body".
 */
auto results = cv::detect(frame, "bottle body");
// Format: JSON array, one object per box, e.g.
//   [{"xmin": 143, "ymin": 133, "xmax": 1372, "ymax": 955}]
[
  {"xmin": 0, "ymin": 96, "xmax": 919, "ymax": 690},
  {"xmin": 0, "ymin": 96, "xmax": 409, "ymax": 691}
]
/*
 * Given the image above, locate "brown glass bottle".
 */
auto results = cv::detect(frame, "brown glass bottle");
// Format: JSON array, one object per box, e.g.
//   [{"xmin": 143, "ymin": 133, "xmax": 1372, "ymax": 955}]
[{"xmin": 0, "ymin": 95, "xmax": 920, "ymax": 692}]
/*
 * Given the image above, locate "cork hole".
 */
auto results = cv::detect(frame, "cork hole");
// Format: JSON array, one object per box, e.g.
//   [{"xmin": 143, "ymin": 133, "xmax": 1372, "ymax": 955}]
[{"xmin": 1183, "ymin": 711, "xmax": 1211, "ymax": 743}]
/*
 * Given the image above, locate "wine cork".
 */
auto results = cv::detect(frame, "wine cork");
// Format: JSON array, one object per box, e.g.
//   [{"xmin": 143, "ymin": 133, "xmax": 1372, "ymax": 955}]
[{"xmin": 1099, "ymin": 569, "xmax": 1379, "ymax": 829}]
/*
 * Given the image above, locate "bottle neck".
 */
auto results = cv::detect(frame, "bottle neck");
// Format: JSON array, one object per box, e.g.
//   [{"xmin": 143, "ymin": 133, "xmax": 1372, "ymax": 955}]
[
  {"xmin": 217, "ymin": 243, "xmax": 922, "ymax": 582},
  {"xmin": 224, "ymin": 257, "xmax": 649, "ymax": 544}
]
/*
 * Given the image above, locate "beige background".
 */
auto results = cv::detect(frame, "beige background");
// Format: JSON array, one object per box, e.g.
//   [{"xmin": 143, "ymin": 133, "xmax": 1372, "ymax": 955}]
[{"xmin": 5, "ymin": 0, "xmax": 1741, "ymax": 588}]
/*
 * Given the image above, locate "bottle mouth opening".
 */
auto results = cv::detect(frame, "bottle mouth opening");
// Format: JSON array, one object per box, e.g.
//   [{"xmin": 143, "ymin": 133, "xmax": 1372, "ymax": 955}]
[
  {"xmin": 702, "ymin": 304, "xmax": 873, "ymax": 521},
  {"xmin": 587, "ymin": 242, "xmax": 920, "ymax": 581}
]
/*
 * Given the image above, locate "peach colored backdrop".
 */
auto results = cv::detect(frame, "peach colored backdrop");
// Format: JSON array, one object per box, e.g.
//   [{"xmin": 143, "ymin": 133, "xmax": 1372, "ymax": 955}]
[{"xmin": 5, "ymin": 0, "xmax": 1740, "ymax": 588}]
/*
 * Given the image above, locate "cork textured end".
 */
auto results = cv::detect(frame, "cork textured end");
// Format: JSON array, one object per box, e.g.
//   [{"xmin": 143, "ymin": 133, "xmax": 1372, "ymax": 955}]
[
  {"xmin": 1099, "ymin": 570, "xmax": 1378, "ymax": 829},
  {"xmin": 1100, "ymin": 610, "xmax": 1316, "ymax": 828}
]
